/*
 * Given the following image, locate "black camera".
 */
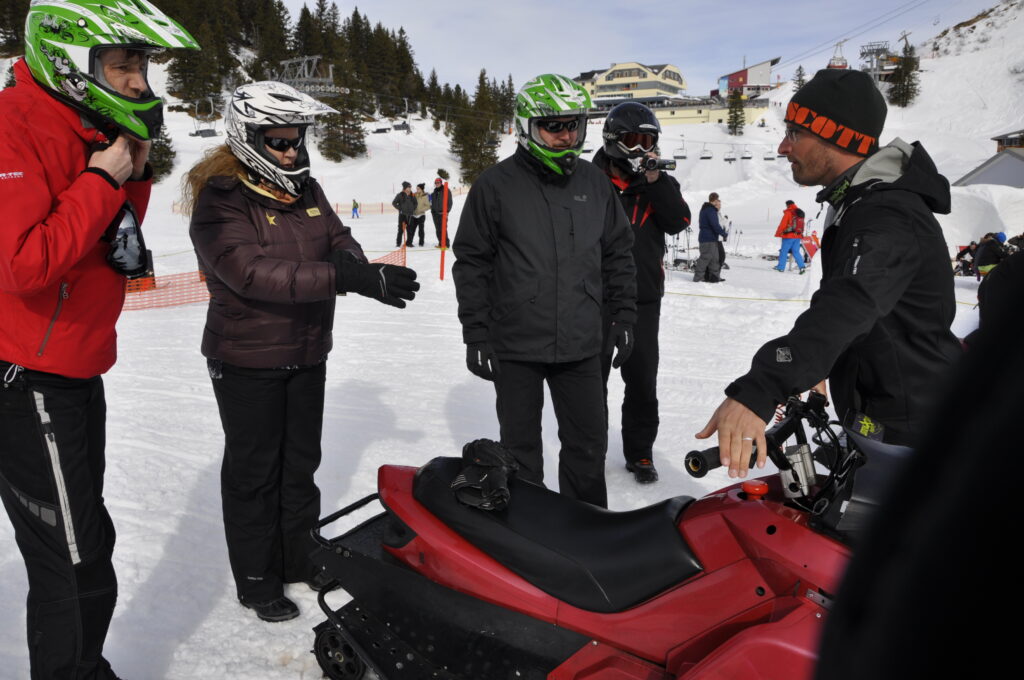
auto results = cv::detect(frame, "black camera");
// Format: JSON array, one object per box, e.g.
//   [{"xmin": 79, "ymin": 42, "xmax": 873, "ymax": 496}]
[{"xmin": 639, "ymin": 157, "xmax": 676, "ymax": 172}]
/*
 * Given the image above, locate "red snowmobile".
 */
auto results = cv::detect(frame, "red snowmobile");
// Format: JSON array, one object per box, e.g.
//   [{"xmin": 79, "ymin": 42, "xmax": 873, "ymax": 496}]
[{"xmin": 309, "ymin": 393, "xmax": 909, "ymax": 679}]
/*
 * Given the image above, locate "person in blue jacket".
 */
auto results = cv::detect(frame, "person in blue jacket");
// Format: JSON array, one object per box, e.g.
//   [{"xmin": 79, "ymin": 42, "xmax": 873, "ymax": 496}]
[{"xmin": 694, "ymin": 193, "xmax": 728, "ymax": 282}]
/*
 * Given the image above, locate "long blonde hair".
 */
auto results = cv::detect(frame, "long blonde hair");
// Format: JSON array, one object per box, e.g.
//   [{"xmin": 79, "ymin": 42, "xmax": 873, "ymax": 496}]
[{"xmin": 180, "ymin": 145, "xmax": 247, "ymax": 216}]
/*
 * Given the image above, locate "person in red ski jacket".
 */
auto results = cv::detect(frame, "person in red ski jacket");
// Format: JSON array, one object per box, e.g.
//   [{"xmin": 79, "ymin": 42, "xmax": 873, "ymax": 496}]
[
  {"xmin": 0, "ymin": 2, "xmax": 197, "ymax": 678},
  {"xmin": 774, "ymin": 199, "xmax": 806, "ymax": 273}
]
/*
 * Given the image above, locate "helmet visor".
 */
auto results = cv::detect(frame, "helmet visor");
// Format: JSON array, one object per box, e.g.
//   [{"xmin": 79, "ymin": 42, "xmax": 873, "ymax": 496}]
[
  {"xmin": 618, "ymin": 132, "xmax": 657, "ymax": 154},
  {"xmin": 92, "ymin": 47, "xmax": 155, "ymax": 99},
  {"xmin": 529, "ymin": 115, "xmax": 587, "ymax": 150}
]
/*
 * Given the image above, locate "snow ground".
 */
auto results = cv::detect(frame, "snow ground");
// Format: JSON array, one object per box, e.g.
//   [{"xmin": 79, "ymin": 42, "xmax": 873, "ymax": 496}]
[{"xmin": 0, "ymin": 7, "xmax": 1020, "ymax": 677}]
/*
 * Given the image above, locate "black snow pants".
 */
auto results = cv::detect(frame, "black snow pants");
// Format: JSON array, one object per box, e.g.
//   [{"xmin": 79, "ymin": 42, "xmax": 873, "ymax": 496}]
[
  {"xmin": 493, "ymin": 356, "xmax": 608, "ymax": 508},
  {"xmin": 602, "ymin": 300, "xmax": 662, "ymax": 464},
  {"xmin": 407, "ymin": 215, "xmax": 426, "ymax": 246},
  {"xmin": 0, "ymin": 362, "xmax": 119, "ymax": 680},
  {"xmin": 431, "ymin": 212, "xmax": 450, "ymax": 247},
  {"xmin": 210, "ymin": 360, "xmax": 326, "ymax": 604},
  {"xmin": 395, "ymin": 214, "xmax": 411, "ymax": 247}
]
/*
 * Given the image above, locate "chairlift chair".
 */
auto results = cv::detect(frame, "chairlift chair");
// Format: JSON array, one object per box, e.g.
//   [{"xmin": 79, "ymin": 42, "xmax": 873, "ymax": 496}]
[{"xmin": 699, "ymin": 145, "xmax": 713, "ymax": 160}]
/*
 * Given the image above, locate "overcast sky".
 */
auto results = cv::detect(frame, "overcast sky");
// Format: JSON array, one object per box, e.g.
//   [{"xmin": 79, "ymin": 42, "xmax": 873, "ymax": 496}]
[{"xmin": 281, "ymin": 0, "xmax": 1000, "ymax": 95}]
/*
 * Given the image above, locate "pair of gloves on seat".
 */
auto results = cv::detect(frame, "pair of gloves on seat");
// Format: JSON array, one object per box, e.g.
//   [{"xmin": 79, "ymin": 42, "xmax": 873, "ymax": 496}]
[{"xmin": 466, "ymin": 322, "xmax": 634, "ymax": 381}]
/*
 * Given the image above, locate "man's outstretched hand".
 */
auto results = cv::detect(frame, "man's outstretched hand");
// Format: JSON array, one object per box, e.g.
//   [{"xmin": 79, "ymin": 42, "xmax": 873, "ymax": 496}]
[{"xmin": 695, "ymin": 397, "xmax": 768, "ymax": 478}]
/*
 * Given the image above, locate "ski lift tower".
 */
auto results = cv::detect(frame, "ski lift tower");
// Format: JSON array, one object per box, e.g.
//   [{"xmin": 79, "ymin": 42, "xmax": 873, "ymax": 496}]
[
  {"xmin": 273, "ymin": 56, "xmax": 347, "ymax": 98},
  {"xmin": 828, "ymin": 40, "xmax": 849, "ymax": 69},
  {"xmin": 860, "ymin": 41, "xmax": 893, "ymax": 85}
]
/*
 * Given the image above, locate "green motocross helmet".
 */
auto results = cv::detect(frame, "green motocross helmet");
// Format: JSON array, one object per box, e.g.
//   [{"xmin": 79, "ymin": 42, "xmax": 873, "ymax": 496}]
[
  {"xmin": 24, "ymin": 0, "xmax": 199, "ymax": 140},
  {"xmin": 515, "ymin": 73, "xmax": 592, "ymax": 176}
]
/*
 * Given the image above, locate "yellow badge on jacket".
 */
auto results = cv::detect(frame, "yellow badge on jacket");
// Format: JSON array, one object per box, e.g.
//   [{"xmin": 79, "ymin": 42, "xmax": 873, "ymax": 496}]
[
  {"xmin": 265, "ymin": 212, "xmax": 277, "ymax": 226},
  {"xmin": 307, "ymin": 207, "xmax": 321, "ymax": 217}
]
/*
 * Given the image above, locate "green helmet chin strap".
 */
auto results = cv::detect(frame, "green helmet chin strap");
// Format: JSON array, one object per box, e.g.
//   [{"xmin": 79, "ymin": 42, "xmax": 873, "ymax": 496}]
[
  {"xmin": 24, "ymin": 0, "xmax": 199, "ymax": 140},
  {"xmin": 515, "ymin": 73, "xmax": 592, "ymax": 176}
]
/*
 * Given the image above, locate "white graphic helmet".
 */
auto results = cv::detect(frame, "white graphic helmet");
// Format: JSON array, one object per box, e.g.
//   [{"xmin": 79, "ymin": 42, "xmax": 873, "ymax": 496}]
[{"xmin": 224, "ymin": 81, "xmax": 337, "ymax": 196}]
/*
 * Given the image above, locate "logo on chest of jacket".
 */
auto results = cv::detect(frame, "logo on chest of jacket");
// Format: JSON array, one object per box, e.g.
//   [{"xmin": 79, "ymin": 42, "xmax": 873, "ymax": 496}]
[
  {"xmin": 306, "ymin": 207, "xmax": 321, "ymax": 217},
  {"xmin": 0, "ymin": 171, "xmax": 25, "ymax": 181},
  {"xmin": 573, "ymin": 194, "xmax": 588, "ymax": 202},
  {"xmin": 776, "ymin": 347, "xmax": 793, "ymax": 363},
  {"xmin": 265, "ymin": 212, "xmax": 277, "ymax": 226}
]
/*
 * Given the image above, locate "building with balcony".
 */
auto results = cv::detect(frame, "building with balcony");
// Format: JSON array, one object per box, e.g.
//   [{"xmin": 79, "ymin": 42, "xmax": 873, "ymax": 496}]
[{"xmin": 574, "ymin": 62, "xmax": 687, "ymax": 110}]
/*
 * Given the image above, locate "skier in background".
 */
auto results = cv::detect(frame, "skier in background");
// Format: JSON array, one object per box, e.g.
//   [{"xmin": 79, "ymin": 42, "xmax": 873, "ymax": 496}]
[
  {"xmin": 693, "ymin": 192, "xmax": 727, "ymax": 282},
  {"xmin": 774, "ymin": 199, "xmax": 807, "ymax": 273},
  {"xmin": 392, "ymin": 181, "xmax": 416, "ymax": 246},
  {"xmin": 431, "ymin": 177, "xmax": 453, "ymax": 248}
]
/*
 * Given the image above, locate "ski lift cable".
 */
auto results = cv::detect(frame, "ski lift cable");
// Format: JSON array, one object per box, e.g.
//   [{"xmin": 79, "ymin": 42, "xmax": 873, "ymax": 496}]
[
  {"xmin": 777, "ymin": 0, "xmax": 931, "ymax": 68},
  {"xmin": 776, "ymin": 0, "xmax": 934, "ymax": 71}
]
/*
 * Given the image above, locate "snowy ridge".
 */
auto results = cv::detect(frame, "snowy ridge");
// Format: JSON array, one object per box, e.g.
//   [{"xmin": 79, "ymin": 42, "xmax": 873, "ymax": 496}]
[{"xmin": 0, "ymin": 5, "xmax": 1018, "ymax": 677}]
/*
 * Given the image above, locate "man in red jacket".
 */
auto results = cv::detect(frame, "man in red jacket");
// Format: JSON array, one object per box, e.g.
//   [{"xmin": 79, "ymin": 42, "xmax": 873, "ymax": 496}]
[{"xmin": 0, "ymin": 2, "xmax": 197, "ymax": 678}]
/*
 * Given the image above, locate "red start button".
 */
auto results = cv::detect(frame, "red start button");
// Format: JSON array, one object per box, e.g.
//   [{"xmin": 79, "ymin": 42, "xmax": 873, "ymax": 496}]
[{"xmin": 742, "ymin": 480, "xmax": 769, "ymax": 500}]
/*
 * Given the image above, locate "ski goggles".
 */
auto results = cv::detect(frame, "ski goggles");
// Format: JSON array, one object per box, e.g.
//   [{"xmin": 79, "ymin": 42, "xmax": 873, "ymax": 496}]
[
  {"xmin": 618, "ymin": 132, "xmax": 657, "ymax": 153},
  {"xmin": 264, "ymin": 135, "xmax": 305, "ymax": 152},
  {"xmin": 537, "ymin": 118, "xmax": 580, "ymax": 134},
  {"xmin": 103, "ymin": 202, "xmax": 152, "ymax": 279}
]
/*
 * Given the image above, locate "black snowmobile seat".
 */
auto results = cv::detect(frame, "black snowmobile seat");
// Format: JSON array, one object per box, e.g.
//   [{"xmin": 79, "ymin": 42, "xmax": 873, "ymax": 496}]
[{"xmin": 412, "ymin": 457, "xmax": 703, "ymax": 614}]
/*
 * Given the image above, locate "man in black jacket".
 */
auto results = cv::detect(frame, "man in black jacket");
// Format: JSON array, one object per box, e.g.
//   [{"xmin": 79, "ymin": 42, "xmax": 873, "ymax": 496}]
[
  {"xmin": 392, "ymin": 181, "xmax": 416, "ymax": 246},
  {"xmin": 453, "ymin": 74, "xmax": 636, "ymax": 508},
  {"xmin": 697, "ymin": 68, "xmax": 962, "ymax": 477},
  {"xmin": 430, "ymin": 177, "xmax": 453, "ymax": 248},
  {"xmin": 594, "ymin": 102, "xmax": 690, "ymax": 484}
]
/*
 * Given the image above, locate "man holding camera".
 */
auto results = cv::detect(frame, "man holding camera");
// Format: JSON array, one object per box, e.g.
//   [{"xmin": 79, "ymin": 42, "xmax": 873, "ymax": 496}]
[{"xmin": 593, "ymin": 102, "xmax": 690, "ymax": 484}]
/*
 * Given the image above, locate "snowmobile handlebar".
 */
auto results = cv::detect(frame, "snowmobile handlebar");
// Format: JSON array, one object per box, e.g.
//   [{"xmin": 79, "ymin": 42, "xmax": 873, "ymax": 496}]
[
  {"xmin": 684, "ymin": 446, "xmax": 751, "ymax": 478},
  {"xmin": 685, "ymin": 392, "xmax": 832, "ymax": 479}
]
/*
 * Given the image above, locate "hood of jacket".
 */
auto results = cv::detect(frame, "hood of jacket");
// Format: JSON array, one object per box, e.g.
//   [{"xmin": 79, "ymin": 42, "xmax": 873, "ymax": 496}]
[{"xmin": 817, "ymin": 138, "xmax": 951, "ymax": 215}]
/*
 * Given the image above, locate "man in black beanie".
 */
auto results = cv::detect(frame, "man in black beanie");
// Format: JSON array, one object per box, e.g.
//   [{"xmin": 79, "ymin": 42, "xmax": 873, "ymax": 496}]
[{"xmin": 697, "ymin": 68, "xmax": 962, "ymax": 477}]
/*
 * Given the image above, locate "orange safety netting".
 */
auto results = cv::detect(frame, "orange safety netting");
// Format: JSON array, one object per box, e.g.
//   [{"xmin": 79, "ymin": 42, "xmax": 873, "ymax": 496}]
[{"xmin": 122, "ymin": 247, "xmax": 407, "ymax": 311}]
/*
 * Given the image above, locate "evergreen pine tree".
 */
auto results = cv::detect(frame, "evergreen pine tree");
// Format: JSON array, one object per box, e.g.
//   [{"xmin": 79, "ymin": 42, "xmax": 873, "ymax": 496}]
[
  {"xmin": 793, "ymin": 65, "xmax": 807, "ymax": 90},
  {"xmin": 148, "ymin": 126, "xmax": 176, "ymax": 182},
  {"xmin": 451, "ymin": 69, "xmax": 499, "ymax": 183},
  {"xmin": 294, "ymin": 5, "xmax": 324, "ymax": 57},
  {"xmin": 0, "ymin": 0, "xmax": 30, "ymax": 54},
  {"xmin": 888, "ymin": 42, "xmax": 920, "ymax": 108},
  {"xmin": 727, "ymin": 89, "xmax": 745, "ymax": 135},
  {"xmin": 318, "ymin": 94, "xmax": 366, "ymax": 161},
  {"xmin": 248, "ymin": 0, "xmax": 291, "ymax": 80},
  {"xmin": 3, "ymin": 63, "xmax": 15, "ymax": 89},
  {"xmin": 167, "ymin": 21, "xmax": 221, "ymax": 102}
]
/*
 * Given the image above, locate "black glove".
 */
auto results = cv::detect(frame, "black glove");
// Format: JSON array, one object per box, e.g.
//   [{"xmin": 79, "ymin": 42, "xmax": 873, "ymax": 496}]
[
  {"xmin": 466, "ymin": 342, "xmax": 500, "ymax": 381},
  {"xmin": 330, "ymin": 250, "xmax": 419, "ymax": 308},
  {"xmin": 605, "ymin": 322, "xmax": 634, "ymax": 369}
]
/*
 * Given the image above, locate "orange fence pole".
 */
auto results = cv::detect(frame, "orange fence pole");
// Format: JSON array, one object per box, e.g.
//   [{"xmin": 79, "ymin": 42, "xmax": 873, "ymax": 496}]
[{"xmin": 439, "ymin": 182, "xmax": 450, "ymax": 280}]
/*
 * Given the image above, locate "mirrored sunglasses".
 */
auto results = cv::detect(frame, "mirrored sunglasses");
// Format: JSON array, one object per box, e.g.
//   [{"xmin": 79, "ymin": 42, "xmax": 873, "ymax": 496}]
[
  {"xmin": 538, "ymin": 119, "xmax": 580, "ymax": 134},
  {"xmin": 265, "ymin": 136, "xmax": 304, "ymax": 152}
]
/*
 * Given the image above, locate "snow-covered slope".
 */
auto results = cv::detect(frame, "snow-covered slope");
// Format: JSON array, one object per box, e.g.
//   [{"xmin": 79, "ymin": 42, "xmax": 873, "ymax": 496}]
[{"xmin": 0, "ymin": 4, "xmax": 1020, "ymax": 678}]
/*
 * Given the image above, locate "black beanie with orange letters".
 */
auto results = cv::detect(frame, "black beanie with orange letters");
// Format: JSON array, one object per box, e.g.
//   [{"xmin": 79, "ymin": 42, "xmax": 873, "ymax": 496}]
[{"xmin": 786, "ymin": 69, "xmax": 887, "ymax": 157}]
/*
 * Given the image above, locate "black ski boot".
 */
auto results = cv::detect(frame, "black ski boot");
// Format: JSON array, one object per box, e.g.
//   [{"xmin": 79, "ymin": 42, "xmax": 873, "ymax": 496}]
[
  {"xmin": 242, "ymin": 596, "xmax": 300, "ymax": 622},
  {"xmin": 626, "ymin": 459, "xmax": 659, "ymax": 484}
]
